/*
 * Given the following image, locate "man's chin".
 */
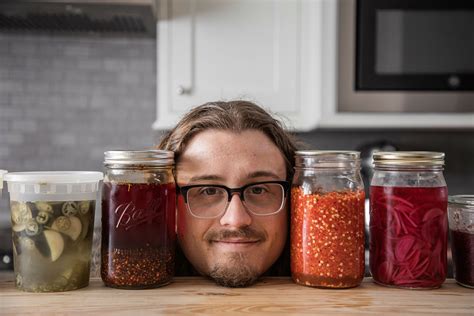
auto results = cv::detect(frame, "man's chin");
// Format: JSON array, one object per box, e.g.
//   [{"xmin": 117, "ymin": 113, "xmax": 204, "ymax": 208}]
[{"xmin": 207, "ymin": 253, "xmax": 260, "ymax": 288}]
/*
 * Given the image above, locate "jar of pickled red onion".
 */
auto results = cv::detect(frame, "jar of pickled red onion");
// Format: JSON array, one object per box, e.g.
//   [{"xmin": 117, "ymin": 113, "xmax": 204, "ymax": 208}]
[{"xmin": 369, "ymin": 151, "xmax": 448, "ymax": 289}]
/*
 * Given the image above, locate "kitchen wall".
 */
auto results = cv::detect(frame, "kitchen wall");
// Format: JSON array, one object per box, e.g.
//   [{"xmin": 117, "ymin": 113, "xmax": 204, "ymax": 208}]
[
  {"xmin": 0, "ymin": 33, "xmax": 157, "ymax": 226},
  {"xmin": 0, "ymin": 32, "xmax": 473, "ymax": 228}
]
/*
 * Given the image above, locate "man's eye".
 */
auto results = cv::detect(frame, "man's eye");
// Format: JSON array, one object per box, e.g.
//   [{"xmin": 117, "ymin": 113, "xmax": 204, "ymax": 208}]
[
  {"xmin": 200, "ymin": 187, "xmax": 219, "ymax": 196},
  {"xmin": 249, "ymin": 186, "xmax": 267, "ymax": 195}
]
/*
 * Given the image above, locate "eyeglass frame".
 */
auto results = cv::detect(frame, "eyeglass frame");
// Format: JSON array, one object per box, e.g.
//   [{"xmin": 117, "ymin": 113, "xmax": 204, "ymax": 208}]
[{"xmin": 176, "ymin": 180, "xmax": 290, "ymax": 219}]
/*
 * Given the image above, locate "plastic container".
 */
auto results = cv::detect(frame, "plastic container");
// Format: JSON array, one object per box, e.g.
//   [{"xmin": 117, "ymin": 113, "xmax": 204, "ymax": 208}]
[
  {"xmin": 291, "ymin": 151, "xmax": 365, "ymax": 288},
  {"xmin": 4, "ymin": 171, "xmax": 103, "ymax": 292},
  {"xmin": 101, "ymin": 150, "xmax": 176, "ymax": 289},
  {"xmin": 448, "ymin": 195, "xmax": 474, "ymax": 289},
  {"xmin": 370, "ymin": 152, "xmax": 448, "ymax": 289},
  {"xmin": 0, "ymin": 170, "xmax": 6, "ymax": 196}
]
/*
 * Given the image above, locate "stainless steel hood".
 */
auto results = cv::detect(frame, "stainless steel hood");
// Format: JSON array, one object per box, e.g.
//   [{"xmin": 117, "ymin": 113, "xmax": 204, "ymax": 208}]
[{"xmin": 0, "ymin": 0, "xmax": 158, "ymax": 37}]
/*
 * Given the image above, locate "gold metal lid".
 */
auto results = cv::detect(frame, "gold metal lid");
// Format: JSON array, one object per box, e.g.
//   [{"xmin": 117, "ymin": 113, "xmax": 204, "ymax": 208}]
[
  {"xmin": 373, "ymin": 151, "xmax": 445, "ymax": 167},
  {"xmin": 104, "ymin": 150, "xmax": 174, "ymax": 166}
]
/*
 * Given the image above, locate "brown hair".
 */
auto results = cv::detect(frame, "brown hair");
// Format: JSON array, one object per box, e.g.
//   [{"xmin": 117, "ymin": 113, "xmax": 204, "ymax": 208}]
[{"xmin": 158, "ymin": 100, "xmax": 297, "ymax": 180}]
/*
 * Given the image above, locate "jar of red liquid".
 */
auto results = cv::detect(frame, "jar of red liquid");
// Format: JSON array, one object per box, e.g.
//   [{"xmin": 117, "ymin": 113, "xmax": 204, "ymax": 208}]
[
  {"xmin": 370, "ymin": 152, "xmax": 448, "ymax": 289},
  {"xmin": 101, "ymin": 150, "xmax": 176, "ymax": 289},
  {"xmin": 448, "ymin": 195, "xmax": 474, "ymax": 289},
  {"xmin": 291, "ymin": 151, "xmax": 365, "ymax": 288}
]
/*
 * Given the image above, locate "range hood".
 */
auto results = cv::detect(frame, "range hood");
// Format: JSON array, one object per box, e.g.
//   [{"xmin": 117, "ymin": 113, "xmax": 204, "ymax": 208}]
[{"xmin": 0, "ymin": 0, "xmax": 158, "ymax": 37}]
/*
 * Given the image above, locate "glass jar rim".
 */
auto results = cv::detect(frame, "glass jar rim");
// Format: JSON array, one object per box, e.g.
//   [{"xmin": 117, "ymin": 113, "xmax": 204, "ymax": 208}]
[
  {"xmin": 448, "ymin": 195, "xmax": 474, "ymax": 209},
  {"xmin": 294, "ymin": 150, "xmax": 360, "ymax": 169},
  {"xmin": 295, "ymin": 150, "xmax": 360, "ymax": 158}
]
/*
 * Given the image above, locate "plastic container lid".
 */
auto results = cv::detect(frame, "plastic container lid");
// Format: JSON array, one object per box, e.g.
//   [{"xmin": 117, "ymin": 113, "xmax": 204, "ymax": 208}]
[
  {"xmin": 5, "ymin": 171, "xmax": 103, "ymax": 202},
  {"xmin": 4, "ymin": 171, "xmax": 103, "ymax": 184},
  {"xmin": 0, "ymin": 170, "xmax": 7, "ymax": 189}
]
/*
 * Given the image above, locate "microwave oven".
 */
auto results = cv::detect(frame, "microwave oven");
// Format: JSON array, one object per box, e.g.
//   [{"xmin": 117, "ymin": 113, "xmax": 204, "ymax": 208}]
[{"xmin": 335, "ymin": 0, "xmax": 474, "ymax": 119}]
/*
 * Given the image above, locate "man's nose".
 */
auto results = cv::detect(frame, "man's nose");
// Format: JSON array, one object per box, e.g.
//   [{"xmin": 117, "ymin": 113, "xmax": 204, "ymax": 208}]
[{"xmin": 219, "ymin": 193, "xmax": 252, "ymax": 227}]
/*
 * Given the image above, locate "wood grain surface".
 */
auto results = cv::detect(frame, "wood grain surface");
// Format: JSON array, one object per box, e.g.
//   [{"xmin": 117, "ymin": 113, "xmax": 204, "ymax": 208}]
[{"xmin": 0, "ymin": 273, "xmax": 472, "ymax": 315}]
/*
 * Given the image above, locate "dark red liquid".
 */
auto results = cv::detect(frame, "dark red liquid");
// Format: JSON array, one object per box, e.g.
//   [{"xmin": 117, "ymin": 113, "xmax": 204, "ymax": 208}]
[
  {"xmin": 450, "ymin": 229, "xmax": 474, "ymax": 288},
  {"xmin": 370, "ymin": 186, "xmax": 448, "ymax": 288},
  {"xmin": 101, "ymin": 182, "xmax": 176, "ymax": 288}
]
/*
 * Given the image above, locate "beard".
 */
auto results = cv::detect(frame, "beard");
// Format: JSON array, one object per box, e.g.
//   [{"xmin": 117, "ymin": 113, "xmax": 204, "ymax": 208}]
[
  {"xmin": 208, "ymin": 252, "xmax": 260, "ymax": 287},
  {"xmin": 202, "ymin": 227, "xmax": 267, "ymax": 287}
]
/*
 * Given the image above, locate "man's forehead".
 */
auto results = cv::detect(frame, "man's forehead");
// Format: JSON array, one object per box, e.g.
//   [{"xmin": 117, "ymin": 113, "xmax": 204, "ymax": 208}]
[{"xmin": 175, "ymin": 129, "xmax": 287, "ymax": 184}]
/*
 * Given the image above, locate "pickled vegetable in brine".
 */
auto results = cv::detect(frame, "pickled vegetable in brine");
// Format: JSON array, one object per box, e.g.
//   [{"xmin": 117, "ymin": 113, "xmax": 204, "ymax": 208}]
[
  {"xmin": 101, "ymin": 182, "xmax": 176, "ymax": 289},
  {"xmin": 370, "ymin": 186, "xmax": 448, "ymax": 288},
  {"xmin": 291, "ymin": 188, "xmax": 365, "ymax": 288},
  {"xmin": 450, "ymin": 230, "xmax": 474, "ymax": 288},
  {"xmin": 11, "ymin": 200, "xmax": 95, "ymax": 292}
]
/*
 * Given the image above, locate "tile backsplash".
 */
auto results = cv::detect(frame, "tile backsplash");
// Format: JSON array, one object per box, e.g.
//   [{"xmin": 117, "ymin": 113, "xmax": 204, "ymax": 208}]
[{"xmin": 0, "ymin": 33, "xmax": 157, "ymax": 225}]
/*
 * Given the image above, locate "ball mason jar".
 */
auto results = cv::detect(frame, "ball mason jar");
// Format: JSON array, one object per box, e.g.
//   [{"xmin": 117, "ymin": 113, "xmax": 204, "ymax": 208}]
[
  {"xmin": 370, "ymin": 151, "xmax": 448, "ymax": 289},
  {"xmin": 101, "ymin": 150, "xmax": 176, "ymax": 289},
  {"xmin": 291, "ymin": 151, "xmax": 365, "ymax": 288},
  {"xmin": 448, "ymin": 195, "xmax": 474, "ymax": 289}
]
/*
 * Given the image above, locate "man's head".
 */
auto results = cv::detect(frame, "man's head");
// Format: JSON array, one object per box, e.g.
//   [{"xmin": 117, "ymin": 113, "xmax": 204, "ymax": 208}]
[{"xmin": 159, "ymin": 101, "xmax": 296, "ymax": 287}]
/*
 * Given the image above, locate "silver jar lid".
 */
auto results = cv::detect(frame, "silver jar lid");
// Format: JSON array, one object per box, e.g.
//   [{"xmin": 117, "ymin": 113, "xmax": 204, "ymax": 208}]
[
  {"xmin": 104, "ymin": 150, "xmax": 174, "ymax": 166},
  {"xmin": 373, "ymin": 151, "xmax": 445, "ymax": 167},
  {"xmin": 448, "ymin": 195, "xmax": 474, "ymax": 209},
  {"xmin": 295, "ymin": 150, "xmax": 360, "ymax": 168}
]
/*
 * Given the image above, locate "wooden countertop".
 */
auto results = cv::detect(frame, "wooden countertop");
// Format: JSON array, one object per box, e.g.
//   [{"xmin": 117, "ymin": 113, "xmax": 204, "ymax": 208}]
[{"xmin": 0, "ymin": 272, "xmax": 472, "ymax": 315}]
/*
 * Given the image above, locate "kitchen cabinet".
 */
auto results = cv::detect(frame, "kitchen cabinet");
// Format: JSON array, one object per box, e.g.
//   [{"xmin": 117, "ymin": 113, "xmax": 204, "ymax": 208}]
[
  {"xmin": 154, "ymin": 0, "xmax": 473, "ymax": 131},
  {"xmin": 153, "ymin": 0, "xmax": 336, "ymax": 131}
]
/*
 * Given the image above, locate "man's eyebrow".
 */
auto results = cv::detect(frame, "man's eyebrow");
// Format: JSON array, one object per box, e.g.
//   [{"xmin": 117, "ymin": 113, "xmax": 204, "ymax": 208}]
[
  {"xmin": 247, "ymin": 171, "xmax": 282, "ymax": 180},
  {"xmin": 188, "ymin": 174, "xmax": 225, "ymax": 182}
]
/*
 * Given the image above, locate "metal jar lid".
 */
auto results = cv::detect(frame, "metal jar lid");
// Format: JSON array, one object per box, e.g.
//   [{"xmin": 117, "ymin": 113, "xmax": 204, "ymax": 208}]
[
  {"xmin": 295, "ymin": 150, "xmax": 360, "ymax": 169},
  {"xmin": 373, "ymin": 151, "xmax": 445, "ymax": 167},
  {"xmin": 104, "ymin": 150, "xmax": 174, "ymax": 167}
]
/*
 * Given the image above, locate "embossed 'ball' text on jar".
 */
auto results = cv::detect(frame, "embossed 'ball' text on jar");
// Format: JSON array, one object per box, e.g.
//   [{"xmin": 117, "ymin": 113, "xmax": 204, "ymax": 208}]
[
  {"xmin": 370, "ymin": 152, "xmax": 448, "ymax": 289},
  {"xmin": 101, "ymin": 150, "xmax": 176, "ymax": 289},
  {"xmin": 291, "ymin": 151, "xmax": 365, "ymax": 288}
]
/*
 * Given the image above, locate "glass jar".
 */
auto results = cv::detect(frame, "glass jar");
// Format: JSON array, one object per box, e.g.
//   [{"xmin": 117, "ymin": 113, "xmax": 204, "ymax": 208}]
[
  {"xmin": 370, "ymin": 151, "xmax": 448, "ymax": 289},
  {"xmin": 101, "ymin": 150, "xmax": 176, "ymax": 289},
  {"xmin": 448, "ymin": 195, "xmax": 474, "ymax": 289},
  {"xmin": 291, "ymin": 151, "xmax": 365, "ymax": 288}
]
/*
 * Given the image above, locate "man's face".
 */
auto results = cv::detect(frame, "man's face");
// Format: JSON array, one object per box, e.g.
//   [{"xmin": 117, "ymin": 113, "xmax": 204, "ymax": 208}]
[{"xmin": 176, "ymin": 129, "xmax": 288, "ymax": 287}]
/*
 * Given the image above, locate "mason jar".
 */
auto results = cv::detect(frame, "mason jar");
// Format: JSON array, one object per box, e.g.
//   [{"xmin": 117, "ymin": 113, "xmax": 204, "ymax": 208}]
[
  {"xmin": 370, "ymin": 151, "xmax": 448, "ymax": 289},
  {"xmin": 291, "ymin": 151, "xmax": 365, "ymax": 288},
  {"xmin": 101, "ymin": 150, "xmax": 176, "ymax": 289},
  {"xmin": 448, "ymin": 195, "xmax": 474, "ymax": 288}
]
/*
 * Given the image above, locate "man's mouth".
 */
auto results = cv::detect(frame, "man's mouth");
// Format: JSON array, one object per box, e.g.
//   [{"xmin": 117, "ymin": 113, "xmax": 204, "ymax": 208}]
[
  {"xmin": 210, "ymin": 239, "xmax": 261, "ymax": 250},
  {"xmin": 212, "ymin": 238, "xmax": 260, "ymax": 244},
  {"xmin": 204, "ymin": 227, "xmax": 267, "ymax": 249}
]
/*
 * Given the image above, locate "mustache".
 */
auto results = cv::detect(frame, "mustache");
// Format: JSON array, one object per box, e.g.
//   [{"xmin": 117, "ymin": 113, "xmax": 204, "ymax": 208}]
[{"xmin": 205, "ymin": 227, "xmax": 267, "ymax": 242}]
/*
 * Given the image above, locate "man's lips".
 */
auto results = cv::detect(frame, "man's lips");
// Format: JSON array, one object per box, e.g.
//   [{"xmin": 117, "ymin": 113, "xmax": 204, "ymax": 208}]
[{"xmin": 211, "ymin": 239, "xmax": 260, "ymax": 244}]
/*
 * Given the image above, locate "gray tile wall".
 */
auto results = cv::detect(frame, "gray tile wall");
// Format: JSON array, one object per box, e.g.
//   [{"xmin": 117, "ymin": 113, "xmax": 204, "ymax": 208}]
[{"xmin": 0, "ymin": 33, "xmax": 157, "ymax": 226}]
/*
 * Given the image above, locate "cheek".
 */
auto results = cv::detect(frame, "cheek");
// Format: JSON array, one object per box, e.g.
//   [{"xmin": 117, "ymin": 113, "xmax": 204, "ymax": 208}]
[
  {"xmin": 176, "ymin": 196, "xmax": 210, "ymax": 246},
  {"xmin": 176, "ymin": 197, "xmax": 187, "ymax": 239},
  {"xmin": 265, "ymin": 209, "xmax": 288, "ymax": 249}
]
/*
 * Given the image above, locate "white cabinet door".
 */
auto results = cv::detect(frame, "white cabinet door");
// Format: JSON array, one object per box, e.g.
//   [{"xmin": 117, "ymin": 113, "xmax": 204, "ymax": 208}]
[{"xmin": 154, "ymin": 0, "xmax": 337, "ymax": 131}]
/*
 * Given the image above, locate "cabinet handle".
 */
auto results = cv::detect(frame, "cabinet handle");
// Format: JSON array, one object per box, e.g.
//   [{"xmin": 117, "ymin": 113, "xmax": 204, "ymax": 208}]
[{"xmin": 176, "ymin": 85, "xmax": 192, "ymax": 95}]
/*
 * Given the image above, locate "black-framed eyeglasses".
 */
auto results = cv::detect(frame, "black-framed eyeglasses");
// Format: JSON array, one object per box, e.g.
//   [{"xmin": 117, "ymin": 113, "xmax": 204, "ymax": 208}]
[{"xmin": 177, "ymin": 181, "xmax": 290, "ymax": 219}]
